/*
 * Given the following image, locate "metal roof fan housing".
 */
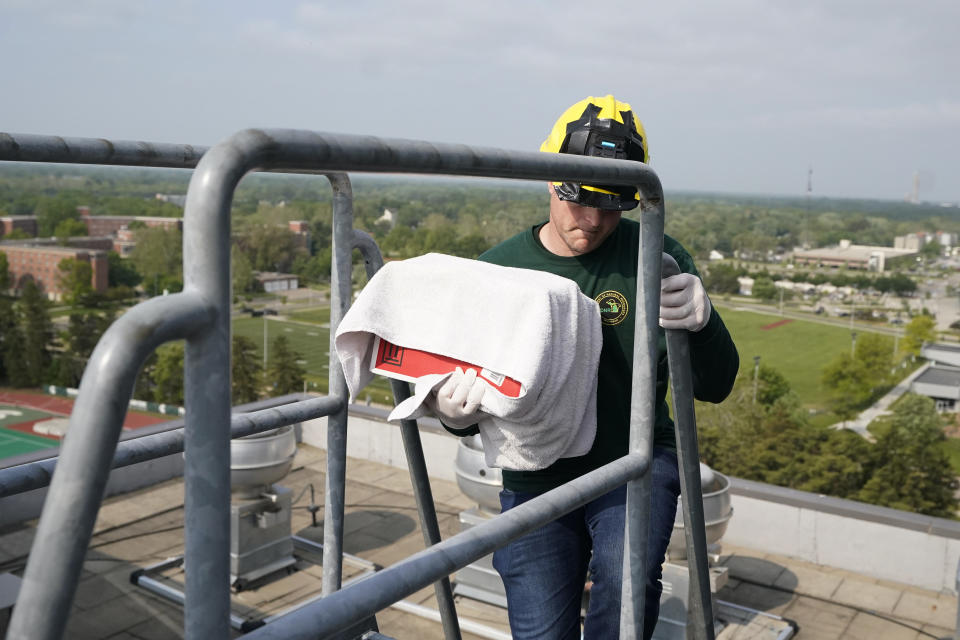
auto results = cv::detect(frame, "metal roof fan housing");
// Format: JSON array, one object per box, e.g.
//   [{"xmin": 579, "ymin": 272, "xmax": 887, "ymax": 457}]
[
  {"xmin": 667, "ymin": 463, "xmax": 733, "ymax": 560},
  {"xmin": 657, "ymin": 463, "xmax": 734, "ymax": 640},
  {"xmin": 229, "ymin": 425, "xmax": 298, "ymax": 589}
]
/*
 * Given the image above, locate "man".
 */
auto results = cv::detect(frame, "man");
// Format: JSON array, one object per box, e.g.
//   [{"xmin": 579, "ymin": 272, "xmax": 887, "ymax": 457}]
[{"xmin": 428, "ymin": 95, "xmax": 739, "ymax": 639}]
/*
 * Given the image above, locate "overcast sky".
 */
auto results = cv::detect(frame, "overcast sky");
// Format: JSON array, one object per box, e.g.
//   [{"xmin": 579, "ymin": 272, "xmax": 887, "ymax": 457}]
[{"xmin": 2, "ymin": 0, "xmax": 958, "ymax": 203}]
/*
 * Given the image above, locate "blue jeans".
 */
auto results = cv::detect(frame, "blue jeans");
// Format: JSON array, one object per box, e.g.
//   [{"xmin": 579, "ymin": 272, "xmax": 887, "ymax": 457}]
[{"xmin": 492, "ymin": 447, "xmax": 681, "ymax": 640}]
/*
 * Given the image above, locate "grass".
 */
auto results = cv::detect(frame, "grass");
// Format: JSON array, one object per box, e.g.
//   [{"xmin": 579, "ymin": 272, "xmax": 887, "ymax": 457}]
[
  {"xmin": 715, "ymin": 303, "xmax": 896, "ymax": 411},
  {"xmin": 232, "ymin": 314, "xmax": 395, "ymax": 405},
  {"xmin": 290, "ymin": 307, "xmax": 331, "ymax": 325}
]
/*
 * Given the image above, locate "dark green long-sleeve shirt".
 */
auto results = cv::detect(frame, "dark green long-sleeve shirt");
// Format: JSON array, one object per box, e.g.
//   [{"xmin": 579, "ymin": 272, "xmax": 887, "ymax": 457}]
[{"xmin": 448, "ymin": 218, "xmax": 739, "ymax": 493}]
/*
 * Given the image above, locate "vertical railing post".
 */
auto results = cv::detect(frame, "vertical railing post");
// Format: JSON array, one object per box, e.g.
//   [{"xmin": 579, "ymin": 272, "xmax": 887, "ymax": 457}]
[
  {"xmin": 323, "ymin": 172, "xmax": 354, "ymax": 595},
  {"xmin": 181, "ymin": 143, "xmax": 242, "ymax": 640},
  {"xmin": 663, "ymin": 253, "xmax": 715, "ymax": 640},
  {"xmin": 621, "ymin": 194, "xmax": 666, "ymax": 639}
]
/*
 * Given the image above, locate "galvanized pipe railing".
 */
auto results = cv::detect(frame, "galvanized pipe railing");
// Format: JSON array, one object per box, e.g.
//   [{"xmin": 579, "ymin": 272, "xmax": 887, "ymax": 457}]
[
  {"xmin": 3, "ymin": 292, "xmax": 215, "ymax": 640},
  {"xmin": 158, "ymin": 127, "xmax": 665, "ymax": 640},
  {"xmin": 0, "ymin": 394, "xmax": 344, "ymax": 498},
  {"xmin": 243, "ymin": 452, "xmax": 651, "ymax": 640},
  {"xmin": 663, "ymin": 253, "xmax": 716, "ymax": 640},
  {"xmin": 323, "ymin": 172, "xmax": 354, "ymax": 596},
  {"xmin": 0, "ymin": 132, "xmax": 206, "ymax": 167},
  {"xmin": 1, "ymin": 129, "xmax": 678, "ymax": 640}
]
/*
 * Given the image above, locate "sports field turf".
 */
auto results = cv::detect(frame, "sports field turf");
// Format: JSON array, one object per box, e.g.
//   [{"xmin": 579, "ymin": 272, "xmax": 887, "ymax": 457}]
[
  {"xmin": 0, "ymin": 404, "xmax": 60, "ymax": 458},
  {"xmin": 715, "ymin": 304, "xmax": 896, "ymax": 410},
  {"xmin": 232, "ymin": 315, "xmax": 395, "ymax": 404}
]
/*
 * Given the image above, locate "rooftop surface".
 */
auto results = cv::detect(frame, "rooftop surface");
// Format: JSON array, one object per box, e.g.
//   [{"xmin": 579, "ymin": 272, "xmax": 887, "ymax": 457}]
[{"xmin": 1, "ymin": 443, "xmax": 956, "ymax": 639}]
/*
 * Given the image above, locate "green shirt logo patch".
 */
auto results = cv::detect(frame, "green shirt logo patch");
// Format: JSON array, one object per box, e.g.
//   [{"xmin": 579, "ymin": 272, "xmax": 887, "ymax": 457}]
[{"xmin": 595, "ymin": 290, "xmax": 628, "ymax": 326}]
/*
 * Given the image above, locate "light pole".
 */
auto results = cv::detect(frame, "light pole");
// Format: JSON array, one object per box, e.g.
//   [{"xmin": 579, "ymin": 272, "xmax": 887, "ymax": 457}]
[
  {"xmin": 263, "ymin": 314, "xmax": 268, "ymax": 371},
  {"xmin": 851, "ymin": 331, "xmax": 858, "ymax": 356},
  {"xmin": 893, "ymin": 330, "xmax": 900, "ymax": 368},
  {"xmin": 753, "ymin": 355, "xmax": 761, "ymax": 404}
]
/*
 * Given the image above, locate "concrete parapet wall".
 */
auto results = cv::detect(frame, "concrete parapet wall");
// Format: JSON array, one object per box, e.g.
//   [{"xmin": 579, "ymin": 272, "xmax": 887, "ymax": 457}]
[
  {"xmin": 0, "ymin": 453, "xmax": 184, "ymax": 528},
  {"xmin": 304, "ymin": 405, "xmax": 960, "ymax": 594},
  {"xmin": 725, "ymin": 477, "xmax": 960, "ymax": 593}
]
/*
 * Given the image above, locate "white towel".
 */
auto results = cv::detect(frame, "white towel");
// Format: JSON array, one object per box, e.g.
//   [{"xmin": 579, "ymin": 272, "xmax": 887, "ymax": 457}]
[{"xmin": 334, "ymin": 253, "xmax": 602, "ymax": 471}]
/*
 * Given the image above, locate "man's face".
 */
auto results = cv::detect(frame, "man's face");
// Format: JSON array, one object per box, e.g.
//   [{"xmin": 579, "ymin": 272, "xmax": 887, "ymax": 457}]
[{"xmin": 541, "ymin": 184, "xmax": 622, "ymax": 257}]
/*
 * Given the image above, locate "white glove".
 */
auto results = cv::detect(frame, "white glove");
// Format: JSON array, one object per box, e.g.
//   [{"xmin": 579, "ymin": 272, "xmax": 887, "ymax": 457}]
[
  {"xmin": 425, "ymin": 367, "xmax": 487, "ymax": 429},
  {"xmin": 659, "ymin": 273, "xmax": 712, "ymax": 332}
]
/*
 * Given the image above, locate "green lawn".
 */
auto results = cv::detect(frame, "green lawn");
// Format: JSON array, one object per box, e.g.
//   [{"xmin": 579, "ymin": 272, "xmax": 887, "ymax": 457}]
[
  {"xmin": 232, "ymin": 314, "xmax": 395, "ymax": 404},
  {"xmin": 290, "ymin": 308, "xmax": 331, "ymax": 325},
  {"xmin": 714, "ymin": 304, "xmax": 895, "ymax": 411}
]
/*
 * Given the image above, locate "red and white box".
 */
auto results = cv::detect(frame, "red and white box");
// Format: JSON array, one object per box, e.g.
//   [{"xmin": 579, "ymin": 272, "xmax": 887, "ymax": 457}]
[{"xmin": 370, "ymin": 336, "xmax": 523, "ymax": 398}]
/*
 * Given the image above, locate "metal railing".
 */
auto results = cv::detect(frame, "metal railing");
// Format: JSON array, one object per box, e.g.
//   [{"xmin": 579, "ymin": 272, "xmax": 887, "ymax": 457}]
[{"xmin": 0, "ymin": 129, "xmax": 714, "ymax": 640}]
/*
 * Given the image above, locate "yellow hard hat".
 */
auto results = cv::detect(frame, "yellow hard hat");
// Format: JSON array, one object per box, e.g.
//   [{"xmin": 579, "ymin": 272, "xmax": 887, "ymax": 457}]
[{"xmin": 541, "ymin": 95, "xmax": 648, "ymax": 211}]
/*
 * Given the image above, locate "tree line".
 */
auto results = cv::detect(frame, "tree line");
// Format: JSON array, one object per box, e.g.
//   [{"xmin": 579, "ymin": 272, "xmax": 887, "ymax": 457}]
[{"xmin": 698, "ymin": 362, "xmax": 957, "ymax": 518}]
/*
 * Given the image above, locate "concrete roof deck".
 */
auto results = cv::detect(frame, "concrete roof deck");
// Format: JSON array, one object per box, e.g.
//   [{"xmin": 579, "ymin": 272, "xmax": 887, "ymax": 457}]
[{"xmin": 1, "ymin": 443, "xmax": 956, "ymax": 639}]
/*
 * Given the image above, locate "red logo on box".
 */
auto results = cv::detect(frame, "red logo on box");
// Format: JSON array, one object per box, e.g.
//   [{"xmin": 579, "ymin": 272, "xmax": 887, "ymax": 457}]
[{"xmin": 371, "ymin": 337, "xmax": 522, "ymax": 398}]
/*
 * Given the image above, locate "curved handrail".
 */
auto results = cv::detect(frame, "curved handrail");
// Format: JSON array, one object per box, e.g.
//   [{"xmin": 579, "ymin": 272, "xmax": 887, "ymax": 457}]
[
  {"xmin": 5, "ymin": 128, "xmax": 667, "ymax": 640},
  {"xmin": 5, "ymin": 292, "xmax": 214, "ymax": 639}
]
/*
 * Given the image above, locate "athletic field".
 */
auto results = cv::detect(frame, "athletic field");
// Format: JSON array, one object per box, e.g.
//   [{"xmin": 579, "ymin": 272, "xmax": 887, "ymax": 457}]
[
  {"xmin": 0, "ymin": 390, "xmax": 171, "ymax": 462},
  {"xmin": 0, "ymin": 402, "xmax": 61, "ymax": 458}
]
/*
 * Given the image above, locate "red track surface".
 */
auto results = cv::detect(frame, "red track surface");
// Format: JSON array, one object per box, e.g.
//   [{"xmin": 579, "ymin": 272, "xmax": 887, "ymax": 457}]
[{"xmin": 0, "ymin": 389, "xmax": 171, "ymax": 434}]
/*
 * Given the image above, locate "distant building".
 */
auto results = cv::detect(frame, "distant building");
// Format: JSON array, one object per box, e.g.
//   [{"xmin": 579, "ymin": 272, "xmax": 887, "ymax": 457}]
[
  {"xmin": 255, "ymin": 271, "xmax": 299, "ymax": 293},
  {"xmin": 709, "ymin": 250, "xmax": 724, "ymax": 261},
  {"xmin": 737, "ymin": 276, "xmax": 753, "ymax": 296},
  {"xmin": 288, "ymin": 221, "xmax": 311, "ymax": 252},
  {"xmin": 155, "ymin": 194, "xmax": 187, "ymax": 208},
  {"xmin": 0, "ymin": 216, "xmax": 38, "ymax": 238},
  {"xmin": 114, "ymin": 227, "xmax": 137, "ymax": 256},
  {"xmin": 792, "ymin": 239, "xmax": 915, "ymax": 273},
  {"xmin": 13, "ymin": 236, "xmax": 115, "ymax": 252},
  {"xmin": 81, "ymin": 213, "xmax": 182, "ymax": 237},
  {"xmin": 894, "ymin": 233, "xmax": 926, "ymax": 252},
  {"xmin": 913, "ymin": 344, "xmax": 960, "ymax": 413},
  {"xmin": 376, "ymin": 209, "xmax": 396, "ymax": 229},
  {"xmin": 0, "ymin": 244, "xmax": 108, "ymax": 300}
]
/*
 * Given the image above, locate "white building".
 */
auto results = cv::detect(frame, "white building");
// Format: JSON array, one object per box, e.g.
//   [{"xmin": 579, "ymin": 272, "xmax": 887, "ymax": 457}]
[
  {"xmin": 913, "ymin": 344, "xmax": 960, "ymax": 412},
  {"xmin": 255, "ymin": 271, "xmax": 299, "ymax": 293}
]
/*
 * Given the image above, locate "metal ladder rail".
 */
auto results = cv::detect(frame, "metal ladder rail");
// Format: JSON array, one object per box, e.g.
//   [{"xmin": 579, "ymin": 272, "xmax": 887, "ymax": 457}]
[
  {"xmin": 160, "ymin": 127, "xmax": 665, "ymax": 640},
  {"xmin": 663, "ymin": 253, "xmax": 716, "ymax": 640},
  {"xmin": 353, "ymin": 229, "xmax": 462, "ymax": 640}
]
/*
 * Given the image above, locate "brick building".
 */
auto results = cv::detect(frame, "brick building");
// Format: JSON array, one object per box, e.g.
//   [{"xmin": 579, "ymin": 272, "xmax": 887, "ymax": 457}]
[
  {"xmin": 288, "ymin": 220, "xmax": 310, "ymax": 252},
  {"xmin": 0, "ymin": 244, "xmax": 108, "ymax": 300},
  {"xmin": 81, "ymin": 213, "xmax": 182, "ymax": 237},
  {"xmin": 20, "ymin": 237, "xmax": 115, "ymax": 252},
  {"xmin": 0, "ymin": 216, "xmax": 38, "ymax": 239}
]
